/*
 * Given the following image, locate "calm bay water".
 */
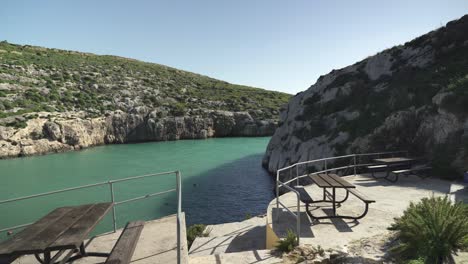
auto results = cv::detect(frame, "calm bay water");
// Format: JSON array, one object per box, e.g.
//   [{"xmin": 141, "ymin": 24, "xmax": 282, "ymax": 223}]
[{"xmin": 0, "ymin": 137, "xmax": 274, "ymax": 238}]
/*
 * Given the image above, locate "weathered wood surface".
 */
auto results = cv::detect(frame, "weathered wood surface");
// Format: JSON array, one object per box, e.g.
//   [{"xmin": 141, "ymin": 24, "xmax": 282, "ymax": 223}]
[
  {"xmin": 311, "ymin": 174, "xmax": 355, "ymax": 189},
  {"xmin": 0, "ymin": 202, "xmax": 112, "ymax": 257},
  {"xmin": 348, "ymin": 189, "xmax": 375, "ymax": 203},
  {"xmin": 374, "ymin": 157, "xmax": 413, "ymax": 164},
  {"xmin": 0, "ymin": 207, "xmax": 73, "ymax": 255},
  {"xmin": 49, "ymin": 203, "xmax": 113, "ymax": 250},
  {"xmin": 105, "ymin": 221, "xmax": 145, "ymax": 264}
]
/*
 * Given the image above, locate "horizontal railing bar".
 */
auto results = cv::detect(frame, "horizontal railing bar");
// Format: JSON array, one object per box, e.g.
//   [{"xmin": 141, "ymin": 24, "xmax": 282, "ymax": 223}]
[
  {"xmin": 280, "ymin": 165, "xmax": 353, "ymax": 185},
  {"xmin": 278, "ymin": 201, "xmax": 299, "ymax": 218},
  {"xmin": 109, "ymin": 171, "xmax": 178, "ymax": 184},
  {"xmin": 0, "ymin": 171, "xmax": 178, "ymax": 205},
  {"xmin": 0, "ymin": 182, "xmax": 108, "ymax": 205},
  {"xmin": 0, "ymin": 222, "xmax": 33, "ymax": 233},
  {"xmin": 277, "ymin": 150, "xmax": 406, "ymax": 174},
  {"xmin": 114, "ymin": 189, "xmax": 176, "ymax": 205},
  {"xmin": 293, "ymin": 154, "xmax": 355, "ymax": 167}
]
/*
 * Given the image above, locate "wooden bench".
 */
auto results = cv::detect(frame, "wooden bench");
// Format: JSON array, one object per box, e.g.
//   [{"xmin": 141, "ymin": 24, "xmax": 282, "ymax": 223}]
[
  {"xmin": 389, "ymin": 165, "xmax": 432, "ymax": 183},
  {"xmin": 348, "ymin": 189, "xmax": 375, "ymax": 204},
  {"xmin": 105, "ymin": 221, "xmax": 145, "ymax": 264},
  {"xmin": 366, "ymin": 165, "xmax": 387, "ymax": 178}
]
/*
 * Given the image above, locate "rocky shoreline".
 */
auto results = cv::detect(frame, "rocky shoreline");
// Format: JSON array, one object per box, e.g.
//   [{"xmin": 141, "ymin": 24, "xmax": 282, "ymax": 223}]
[{"xmin": 0, "ymin": 110, "xmax": 277, "ymax": 159}]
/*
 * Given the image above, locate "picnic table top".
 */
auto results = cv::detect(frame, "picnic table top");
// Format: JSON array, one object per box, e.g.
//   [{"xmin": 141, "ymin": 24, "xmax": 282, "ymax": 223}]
[
  {"xmin": 374, "ymin": 157, "xmax": 413, "ymax": 163},
  {"xmin": 0, "ymin": 202, "xmax": 113, "ymax": 256},
  {"xmin": 310, "ymin": 173, "xmax": 356, "ymax": 189}
]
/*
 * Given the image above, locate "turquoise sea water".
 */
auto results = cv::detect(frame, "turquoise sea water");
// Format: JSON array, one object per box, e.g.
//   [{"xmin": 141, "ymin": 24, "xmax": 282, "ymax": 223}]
[{"xmin": 0, "ymin": 137, "xmax": 274, "ymax": 238}]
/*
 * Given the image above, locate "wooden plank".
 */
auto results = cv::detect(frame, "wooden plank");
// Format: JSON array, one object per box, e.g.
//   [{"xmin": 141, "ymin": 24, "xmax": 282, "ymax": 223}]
[
  {"xmin": 310, "ymin": 174, "xmax": 331, "ymax": 188},
  {"xmin": 13, "ymin": 204, "xmax": 95, "ymax": 255},
  {"xmin": 293, "ymin": 186, "xmax": 314, "ymax": 203},
  {"xmin": 348, "ymin": 189, "xmax": 375, "ymax": 203},
  {"xmin": 328, "ymin": 174, "xmax": 356, "ymax": 188},
  {"xmin": 49, "ymin": 203, "xmax": 113, "ymax": 250},
  {"xmin": 0, "ymin": 207, "xmax": 73, "ymax": 256},
  {"xmin": 367, "ymin": 165, "xmax": 387, "ymax": 169},
  {"xmin": 374, "ymin": 157, "xmax": 413, "ymax": 164},
  {"xmin": 105, "ymin": 221, "xmax": 145, "ymax": 264}
]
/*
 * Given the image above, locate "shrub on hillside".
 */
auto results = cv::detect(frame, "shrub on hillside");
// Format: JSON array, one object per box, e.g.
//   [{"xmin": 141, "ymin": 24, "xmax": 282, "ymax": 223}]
[{"xmin": 388, "ymin": 196, "xmax": 468, "ymax": 263}]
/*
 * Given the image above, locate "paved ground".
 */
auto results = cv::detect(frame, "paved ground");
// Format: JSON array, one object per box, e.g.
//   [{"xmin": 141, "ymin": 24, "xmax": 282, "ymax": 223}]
[
  {"xmin": 13, "ymin": 214, "xmax": 188, "ymax": 264},
  {"xmin": 189, "ymin": 216, "xmax": 282, "ymax": 264},
  {"xmin": 267, "ymin": 173, "xmax": 468, "ymax": 251}
]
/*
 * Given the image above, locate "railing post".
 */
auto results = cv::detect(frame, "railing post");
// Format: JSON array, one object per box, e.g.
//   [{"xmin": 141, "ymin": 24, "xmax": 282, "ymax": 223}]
[
  {"xmin": 297, "ymin": 194, "xmax": 301, "ymax": 245},
  {"xmin": 276, "ymin": 170, "xmax": 280, "ymax": 210},
  {"xmin": 353, "ymin": 155, "xmax": 357, "ymax": 176},
  {"xmin": 109, "ymin": 182, "xmax": 117, "ymax": 232},
  {"xmin": 176, "ymin": 171, "xmax": 182, "ymax": 264},
  {"xmin": 296, "ymin": 165, "xmax": 299, "ymax": 186}
]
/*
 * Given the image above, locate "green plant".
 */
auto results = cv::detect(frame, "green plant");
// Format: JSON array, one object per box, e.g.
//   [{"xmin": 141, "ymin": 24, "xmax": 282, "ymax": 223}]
[
  {"xmin": 388, "ymin": 196, "xmax": 468, "ymax": 263},
  {"xmin": 275, "ymin": 229, "xmax": 298, "ymax": 253},
  {"xmin": 187, "ymin": 224, "xmax": 209, "ymax": 248},
  {"xmin": 244, "ymin": 213, "xmax": 252, "ymax": 220}
]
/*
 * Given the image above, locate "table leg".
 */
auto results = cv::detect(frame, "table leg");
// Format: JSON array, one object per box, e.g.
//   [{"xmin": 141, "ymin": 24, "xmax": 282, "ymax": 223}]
[
  {"xmin": 44, "ymin": 251, "xmax": 51, "ymax": 264},
  {"xmin": 332, "ymin": 188, "xmax": 336, "ymax": 216}
]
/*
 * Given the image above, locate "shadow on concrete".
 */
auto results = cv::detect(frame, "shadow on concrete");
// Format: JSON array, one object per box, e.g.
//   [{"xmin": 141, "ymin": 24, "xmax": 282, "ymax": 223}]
[
  {"xmin": 225, "ymin": 226, "xmax": 265, "ymax": 253},
  {"xmin": 271, "ymin": 208, "xmax": 314, "ymax": 238},
  {"xmin": 320, "ymin": 209, "xmax": 354, "ymax": 232}
]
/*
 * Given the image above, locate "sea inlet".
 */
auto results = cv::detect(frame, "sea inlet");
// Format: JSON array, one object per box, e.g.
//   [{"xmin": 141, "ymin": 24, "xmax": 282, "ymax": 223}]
[{"xmin": 0, "ymin": 137, "xmax": 274, "ymax": 237}]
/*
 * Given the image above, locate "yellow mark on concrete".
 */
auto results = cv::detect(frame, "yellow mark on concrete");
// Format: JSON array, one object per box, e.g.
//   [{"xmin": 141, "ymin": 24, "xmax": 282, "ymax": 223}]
[{"xmin": 265, "ymin": 220, "xmax": 279, "ymax": 249}]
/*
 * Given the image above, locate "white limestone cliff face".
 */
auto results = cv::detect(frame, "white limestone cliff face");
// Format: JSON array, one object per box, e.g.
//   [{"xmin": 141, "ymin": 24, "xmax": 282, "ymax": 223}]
[
  {"xmin": 0, "ymin": 110, "xmax": 277, "ymax": 158},
  {"xmin": 263, "ymin": 15, "xmax": 468, "ymax": 176}
]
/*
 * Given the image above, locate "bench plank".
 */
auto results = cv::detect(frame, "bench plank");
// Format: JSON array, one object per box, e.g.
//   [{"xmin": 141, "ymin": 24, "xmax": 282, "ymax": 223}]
[
  {"xmin": 49, "ymin": 203, "xmax": 113, "ymax": 250},
  {"xmin": 105, "ymin": 221, "xmax": 145, "ymax": 264},
  {"xmin": 0, "ymin": 207, "xmax": 74, "ymax": 256},
  {"xmin": 293, "ymin": 186, "xmax": 313, "ymax": 203},
  {"xmin": 367, "ymin": 165, "xmax": 387, "ymax": 169},
  {"xmin": 348, "ymin": 189, "xmax": 375, "ymax": 203}
]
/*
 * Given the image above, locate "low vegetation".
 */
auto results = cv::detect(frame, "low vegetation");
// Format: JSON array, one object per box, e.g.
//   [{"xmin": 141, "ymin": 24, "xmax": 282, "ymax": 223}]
[
  {"xmin": 186, "ymin": 224, "xmax": 210, "ymax": 249},
  {"xmin": 388, "ymin": 196, "xmax": 468, "ymax": 263},
  {"xmin": 275, "ymin": 229, "xmax": 298, "ymax": 253},
  {"xmin": 0, "ymin": 41, "xmax": 290, "ymax": 120}
]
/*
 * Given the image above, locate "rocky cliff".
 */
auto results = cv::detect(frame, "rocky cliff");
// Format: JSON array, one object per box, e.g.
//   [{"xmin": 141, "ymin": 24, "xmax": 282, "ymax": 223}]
[
  {"xmin": 263, "ymin": 15, "xmax": 468, "ymax": 178},
  {"xmin": 0, "ymin": 42, "xmax": 290, "ymax": 158}
]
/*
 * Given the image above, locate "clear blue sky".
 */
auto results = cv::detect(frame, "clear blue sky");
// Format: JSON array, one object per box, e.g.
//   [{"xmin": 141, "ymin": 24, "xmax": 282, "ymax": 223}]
[{"xmin": 1, "ymin": 1, "xmax": 467, "ymax": 94}]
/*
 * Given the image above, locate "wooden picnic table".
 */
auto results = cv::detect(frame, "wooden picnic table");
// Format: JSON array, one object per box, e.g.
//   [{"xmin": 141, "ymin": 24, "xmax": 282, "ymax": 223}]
[
  {"xmin": 309, "ymin": 173, "xmax": 355, "ymax": 218},
  {"xmin": 374, "ymin": 157, "xmax": 414, "ymax": 177},
  {"xmin": 296, "ymin": 173, "xmax": 374, "ymax": 220},
  {"xmin": 0, "ymin": 202, "xmax": 113, "ymax": 264}
]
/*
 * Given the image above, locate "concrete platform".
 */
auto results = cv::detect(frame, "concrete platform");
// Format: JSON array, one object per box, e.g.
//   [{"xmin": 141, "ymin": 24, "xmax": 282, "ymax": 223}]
[
  {"xmin": 189, "ymin": 216, "xmax": 267, "ymax": 256},
  {"xmin": 13, "ymin": 214, "xmax": 188, "ymax": 264},
  {"xmin": 267, "ymin": 173, "xmax": 468, "ymax": 250},
  {"xmin": 189, "ymin": 250, "xmax": 282, "ymax": 264}
]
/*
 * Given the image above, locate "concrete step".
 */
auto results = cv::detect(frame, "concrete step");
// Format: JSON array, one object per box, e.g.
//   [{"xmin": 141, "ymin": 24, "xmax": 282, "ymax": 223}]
[
  {"xmin": 189, "ymin": 250, "xmax": 282, "ymax": 264},
  {"xmin": 203, "ymin": 215, "xmax": 267, "ymax": 237}
]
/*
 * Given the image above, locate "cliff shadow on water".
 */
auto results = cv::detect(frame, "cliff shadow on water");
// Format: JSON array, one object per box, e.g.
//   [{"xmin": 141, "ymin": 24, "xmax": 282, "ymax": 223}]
[{"xmin": 158, "ymin": 153, "xmax": 275, "ymax": 226}]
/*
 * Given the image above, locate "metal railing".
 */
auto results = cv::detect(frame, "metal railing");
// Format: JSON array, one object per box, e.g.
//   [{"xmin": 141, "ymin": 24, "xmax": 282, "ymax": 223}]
[
  {"xmin": 275, "ymin": 150, "xmax": 407, "ymax": 243},
  {"xmin": 0, "ymin": 170, "xmax": 183, "ymax": 264}
]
